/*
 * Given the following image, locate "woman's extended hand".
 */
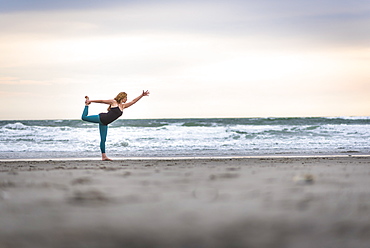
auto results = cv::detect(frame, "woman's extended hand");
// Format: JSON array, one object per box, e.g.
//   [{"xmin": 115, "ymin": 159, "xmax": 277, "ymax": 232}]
[{"xmin": 142, "ymin": 90, "xmax": 150, "ymax": 96}]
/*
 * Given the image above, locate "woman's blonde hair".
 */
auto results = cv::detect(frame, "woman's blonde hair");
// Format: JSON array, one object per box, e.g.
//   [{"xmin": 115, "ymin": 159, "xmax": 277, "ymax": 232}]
[{"xmin": 108, "ymin": 92, "xmax": 127, "ymax": 111}]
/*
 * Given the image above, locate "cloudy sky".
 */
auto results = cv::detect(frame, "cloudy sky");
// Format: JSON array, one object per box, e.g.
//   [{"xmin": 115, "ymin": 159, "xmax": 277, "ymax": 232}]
[{"xmin": 0, "ymin": 0, "xmax": 369, "ymax": 120}]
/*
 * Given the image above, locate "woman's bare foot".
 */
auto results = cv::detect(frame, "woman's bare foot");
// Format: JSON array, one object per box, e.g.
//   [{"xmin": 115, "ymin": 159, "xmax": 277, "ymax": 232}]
[
  {"xmin": 85, "ymin": 96, "xmax": 91, "ymax": 106},
  {"xmin": 102, "ymin": 153, "xmax": 112, "ymax": 161}
]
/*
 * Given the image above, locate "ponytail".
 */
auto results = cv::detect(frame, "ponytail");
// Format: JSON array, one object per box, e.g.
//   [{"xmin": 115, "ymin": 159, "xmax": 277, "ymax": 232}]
[{"xmin": 108, "ymin": 92, "xmax": 127, "ymax": 111}]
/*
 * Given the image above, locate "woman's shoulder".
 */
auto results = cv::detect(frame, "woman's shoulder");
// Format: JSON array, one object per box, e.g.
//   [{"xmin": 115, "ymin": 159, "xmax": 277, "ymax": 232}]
[{"xmin": 109, "ymin": 99, "xmax": 118, "ymax": 106}]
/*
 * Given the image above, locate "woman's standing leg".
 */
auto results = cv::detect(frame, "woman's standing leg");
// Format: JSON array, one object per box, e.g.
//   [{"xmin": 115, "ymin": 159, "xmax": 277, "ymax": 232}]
[{"xmin": 99, "ymin": 123, "xmax": 111, "ymax": 161}]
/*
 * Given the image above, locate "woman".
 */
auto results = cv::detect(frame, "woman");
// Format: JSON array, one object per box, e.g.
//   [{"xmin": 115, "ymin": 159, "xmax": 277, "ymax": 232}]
[{"xmin": 82, "ymin": 90, "xmax": 150, "ymax": 161}]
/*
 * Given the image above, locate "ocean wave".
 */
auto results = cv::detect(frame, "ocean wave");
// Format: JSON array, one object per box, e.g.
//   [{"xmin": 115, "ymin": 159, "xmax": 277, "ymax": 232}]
[
  {"xmin": 0, "ymin": 117, "xmax": 369, "ymax": 158},
  {"xmin": 2, "ymin": 122, "xmax": 30, "ymax": 130}
]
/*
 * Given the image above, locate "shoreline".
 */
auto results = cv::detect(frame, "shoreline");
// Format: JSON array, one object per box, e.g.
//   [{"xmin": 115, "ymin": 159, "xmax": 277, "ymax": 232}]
[
  {"xmin": 1, "ymin": 156, "xmax": 369, "ymax": 248},
  {"xmin": 1, "ymin": 153, "xmax": 369, "ymax": 162}
]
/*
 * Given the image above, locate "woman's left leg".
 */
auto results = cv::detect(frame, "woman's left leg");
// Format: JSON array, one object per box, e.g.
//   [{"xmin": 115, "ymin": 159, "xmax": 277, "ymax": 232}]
[{"xmin": 99, "ymin": 123, "xmax": 112, "ymax": 161}]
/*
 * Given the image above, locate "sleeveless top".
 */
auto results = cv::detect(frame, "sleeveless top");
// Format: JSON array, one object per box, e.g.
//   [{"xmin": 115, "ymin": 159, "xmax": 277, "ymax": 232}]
[{"xmin": 99, "ymin": 107, "xmax": 123, "ymax": 125}]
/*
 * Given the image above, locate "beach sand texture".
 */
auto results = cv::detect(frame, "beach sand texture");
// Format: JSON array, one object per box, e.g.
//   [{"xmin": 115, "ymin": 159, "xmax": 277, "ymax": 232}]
[{"xmin": 1, "ymin": 157, "xmax": 370, "ymax": 248}]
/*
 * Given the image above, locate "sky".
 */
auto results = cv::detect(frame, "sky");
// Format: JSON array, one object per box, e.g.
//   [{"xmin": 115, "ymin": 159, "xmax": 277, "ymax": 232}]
[{"xmin": 0, "ymin": 0, "xmax": 369, "ymax": 120}]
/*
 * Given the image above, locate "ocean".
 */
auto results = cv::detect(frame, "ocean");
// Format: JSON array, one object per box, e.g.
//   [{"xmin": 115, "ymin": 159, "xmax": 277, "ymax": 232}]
[{"xmin": 0, "ymin": 117, "xmax": 369, "ymax": 159}]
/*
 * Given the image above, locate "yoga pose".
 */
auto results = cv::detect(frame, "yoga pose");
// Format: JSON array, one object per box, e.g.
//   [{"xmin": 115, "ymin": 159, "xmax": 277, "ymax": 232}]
[{"xmin": 82, "ymin": 90, "xmax": 150, "ymax": 160}]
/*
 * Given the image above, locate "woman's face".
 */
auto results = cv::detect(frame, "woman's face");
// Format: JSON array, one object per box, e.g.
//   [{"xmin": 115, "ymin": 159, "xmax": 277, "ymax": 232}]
[{"xmin": 122, "ymin": 97, "xmax": 127, "ymax": 103}]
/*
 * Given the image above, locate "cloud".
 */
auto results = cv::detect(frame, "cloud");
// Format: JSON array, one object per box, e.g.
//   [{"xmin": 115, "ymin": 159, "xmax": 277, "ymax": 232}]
[
  {"xmin": 0, "ymin": 0, "xmax": 369, "ymax": 119},
  {"xmin": 0, "ymin": 77, "xmax": 50, "ymax": 85},
  {"xmin": 0, "ymin": 0, "xmax": 368, "ymax": 47},
  {"xmin": 0, "ymin": 0, "xmax": 141, "ymax": 12}
]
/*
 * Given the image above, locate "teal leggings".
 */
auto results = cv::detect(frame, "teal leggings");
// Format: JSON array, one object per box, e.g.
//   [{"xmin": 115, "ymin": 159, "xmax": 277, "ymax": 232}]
[{"xmin": 81, "ymin": 106, "xmax": 108, "ymax": 153}]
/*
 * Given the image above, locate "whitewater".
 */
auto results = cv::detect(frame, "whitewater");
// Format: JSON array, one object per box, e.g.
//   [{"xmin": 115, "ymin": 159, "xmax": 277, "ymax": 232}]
[{"xmin": 0, "ymin": 117, "xmax": 369, "ymax": 159}]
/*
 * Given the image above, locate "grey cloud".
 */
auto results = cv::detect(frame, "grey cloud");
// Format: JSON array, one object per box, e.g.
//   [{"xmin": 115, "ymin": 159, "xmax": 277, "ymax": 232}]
[
  {"xmin": 0, "ymin": 0, "xmax": 144, "ymax": 12},
  {"xmin": 1, "ymin": 0, "xmax": 369, "ymax": 47}
]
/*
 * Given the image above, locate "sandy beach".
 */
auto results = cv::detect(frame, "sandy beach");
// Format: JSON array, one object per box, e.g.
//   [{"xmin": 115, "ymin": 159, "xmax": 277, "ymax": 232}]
[{"xmin": 0, "ymin": 156, "xmax": 369, "ymax": 248}]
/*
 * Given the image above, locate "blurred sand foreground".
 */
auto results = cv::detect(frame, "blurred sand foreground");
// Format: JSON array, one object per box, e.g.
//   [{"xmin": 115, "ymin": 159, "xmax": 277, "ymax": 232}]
[{"xmin": 0, "ymin": 156, "xmax": 369, "ymax": 248}]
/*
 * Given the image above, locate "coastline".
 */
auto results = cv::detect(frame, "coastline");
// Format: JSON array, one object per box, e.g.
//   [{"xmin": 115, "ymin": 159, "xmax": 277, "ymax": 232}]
[
  {"xmin": 1, "ymin": 153, "xmax": 369, "ymax": 162},
  {"xmin": 1, "ymin": 156, "xmax": 370, "ymax": 247}
]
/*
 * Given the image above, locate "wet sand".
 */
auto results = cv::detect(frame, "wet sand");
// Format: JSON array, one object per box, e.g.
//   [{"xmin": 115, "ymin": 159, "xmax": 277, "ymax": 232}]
[{"xmin": 1, "ymin": 156, "xmax": 370, "ymax": 248}]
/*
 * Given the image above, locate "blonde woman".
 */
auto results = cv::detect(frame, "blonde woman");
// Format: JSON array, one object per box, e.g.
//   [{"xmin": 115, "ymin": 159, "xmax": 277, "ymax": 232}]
[{"xmin": 82, "ymin": 90, "xmax": 150, "ymax": 161}]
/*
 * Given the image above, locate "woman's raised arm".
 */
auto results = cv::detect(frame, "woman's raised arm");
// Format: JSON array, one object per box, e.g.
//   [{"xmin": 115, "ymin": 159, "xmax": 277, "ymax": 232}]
[{"xmin": 123, "ymin": 90, "xmax": 150, "ymax": 109}]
